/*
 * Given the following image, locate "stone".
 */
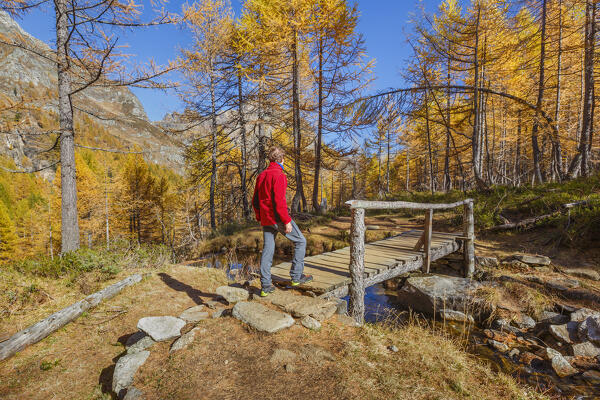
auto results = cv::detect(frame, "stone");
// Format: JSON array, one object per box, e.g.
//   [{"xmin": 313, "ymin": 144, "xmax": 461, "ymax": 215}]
[
  {"xmin": 112, "ymin": 351, "xmax": 150, "ymax": 397},
  {"xmin": 232, "ymin": 302, "xmax": 295, "ymax": 333},
  {"xmin": 546, "ymin": 348, "xmax": 578, "ymax": 377},
  {"xmin": 215, "ymin": 286, "xmax": 250, "ymax": 303},
  {"xmin": 537, "ymin": 311, "xmax": 569, "ymax": 325},
  {"xmin": 582, "ymin": 370, "xmax": 600, "ymax": 385},
  {"xmin": 123, "ymin": 387, "xmax": 143, "ymax": 400},
  {"xmin": 578, "ymin": 315, "xmax": 600, "ymax": 345},
  {"xmin": 564, "ymin": 268, "xmax": 600, "ymax": 281},
  {"xmin": 492, "ymin": 319, "xmax": 521, "ymax": 335},
  {"xmin": 125, "ymin": 332, "xmax": 155, "ymax": 354},
  {"xmin": 549, "ymin": 322, "xmax": 579, "ymax": 344},
  {"xmin": 301, "ymin": 315, "xmax": 321, "ymax": 330},
  {"xmin": 439, "ymin": 309, "xmax": 474, "ymax": 324},
  {"xmin": 205, "ymin": 300, "xmax": 220, "ymax": 309},
  {"xmin": 547, "ymin": 278, "xmax": 580, "ymax": 291},
  {"xmin": 179, "ymin": 305, "xmax": 210, "ymax": 323},
  {"xmin": 513, "ymin": 254, "xmax": 551, "ymax": 266},
  {"xmin": 571, "ymin": 341, "xmax": 600, "ymax": 357},
  {"xmin": 514, "ymin": 314, "xmax": 536, "ymax": 330},
  {"xmin": 395, "ymin": 276, "xmax": 485, "ymax": 316},
  {"xmin": 211, "ymin": 308, "xmax": 229, "ymax": 318},
  {"xmin": 270, "ymin": 348, "xmax": 297, "ymax": 365},
  {"xmin": 366, "ymin": 225, "xmax": 380, "ymax": 230},
  {"xmin": 334, "ymin": 298, "xmax": 348, "ymax": 315},
  {"xmin": 571, "ymin": 308, "xmax": 597, "ymax": 322},
  {"xmin": 170, "ymin": 327, "xmax": 203, "ymax": 353},
  {"xmin": 257, "ymin": 290, "xmax": 338, "ymax": 321},
  {"xmin": 476, "ymin": 256, "xmax": 499, "ymax": 268},
  {"xmin": 488, "ymin": 339, "xmax": 509, "ymax": 352},
  {"xmin": 509, "ymin": 348, "xmax": 520, "ymax": 359},
  {"xmin": 137, "ymin": 316, "xmax": 186, "ymax": 342},
  {"xmin": 388, "ymin": 345, "xmax": 399, "ymax": 353},
  {"xmin": 336, "ymin": 314, "xmax": 359, "ymax": 327}
]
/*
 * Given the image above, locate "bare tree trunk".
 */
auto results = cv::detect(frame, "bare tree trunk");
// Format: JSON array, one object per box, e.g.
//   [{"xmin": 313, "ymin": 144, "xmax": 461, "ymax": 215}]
[
  {"xmin": 312, "ymin": 38, "xmax": 324, "ymax": 213},
  {"xmin": 406, "ymin": 149, "xmax": 410, "ymax": 191},
  {"xmin": 386, "ymin": 128, "xmax": 391, "ymax": 193},
  {"xmin": 238, "ymin": 74, "xmax": 250, "ymax": 220},
  {"xmin": 291, "ymin": 28, "xmax": 306, "ymax": 212},
  {"xmin": 569, "ymin": 0, "xmax": 595, "ymax": 178},
  {"xmin": 471, "ymin": 6, "xmax": 485, "ymax": 188},
  {"xmin": 552, "ymin": 0, "xmax": 564, "ymax": 181},
  {"xmin": 531, "ymin": 0, "xmax": 547, "ymax": 185},
  {"xmin": 209, "ymin": 68, "xmax": 217, "ymax": 229},
  {"xmin": 425, "ymin": 93, "xmax": 435, "ymax": 195},
  {"xmin": 56, "ymin": 0, "xmax": 80, "ymax": 252}
]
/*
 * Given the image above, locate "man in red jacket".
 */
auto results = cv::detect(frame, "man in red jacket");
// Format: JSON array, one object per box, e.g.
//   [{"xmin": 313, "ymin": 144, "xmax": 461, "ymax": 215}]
[{"xmin": 252, "ymin": 146, "xmax": 313, "ymax": 296}]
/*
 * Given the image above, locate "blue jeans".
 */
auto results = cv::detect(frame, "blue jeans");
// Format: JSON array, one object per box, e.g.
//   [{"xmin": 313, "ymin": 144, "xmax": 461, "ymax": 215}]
[{"xmin": 259, "ymin": 220, "xmax": 306, "ymax": 288}]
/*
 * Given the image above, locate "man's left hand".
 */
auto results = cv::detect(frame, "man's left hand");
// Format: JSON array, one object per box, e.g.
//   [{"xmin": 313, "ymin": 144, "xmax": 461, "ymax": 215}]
[{"xmin": 284, "ymin": 222, "xmax": 293, "ymax": 234}]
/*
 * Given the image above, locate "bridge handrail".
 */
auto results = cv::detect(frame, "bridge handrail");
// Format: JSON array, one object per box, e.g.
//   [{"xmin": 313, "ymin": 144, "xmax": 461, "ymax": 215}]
[
  {"xmin": 345, "ymin": 198, "xmax": 473, "ymax": 210},
  {"xmin": 344, "ymin": 197, "xmax": 475, "ymax": 325}
]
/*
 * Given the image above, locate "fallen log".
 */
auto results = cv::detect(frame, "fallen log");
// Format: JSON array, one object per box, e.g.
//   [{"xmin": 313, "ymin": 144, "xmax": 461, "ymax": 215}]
[{"xmin": 0, "ymin": 274, "xmax": 142, "ymax": 361}]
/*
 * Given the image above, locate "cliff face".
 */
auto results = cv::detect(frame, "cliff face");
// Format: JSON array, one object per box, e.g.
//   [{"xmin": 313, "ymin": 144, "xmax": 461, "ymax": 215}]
[{"xmin": 0, "ymin": 11, "xmax": 183, "ymax": 172}]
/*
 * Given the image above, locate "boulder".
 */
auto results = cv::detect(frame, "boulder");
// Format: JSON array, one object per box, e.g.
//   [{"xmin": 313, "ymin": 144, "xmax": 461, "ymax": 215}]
[
  {"xmin": 513, "ymin": 254, "xmax": 551, "ymax": 266},
  {"xmin": 258, "ymin": 290, "xmax": 338, "ymax": 321},
  {"xmin": 439, "ymin": 309, "xmax": 474, "ymax": 324},
  {"xmin": 488, "ymin": 339, "xmax": 509, "ymax": 352},
  {"xmin": 476, "ymin": 256, "xmax": 499, "ymax": 268},
  {"xmin": 125, "ymin": 332, "xmax": 155, "ymax": 355},
  {"xmin": 112, "ymin": 351, "xmax": 150, "ymax": 397},
  {"xmin": 578, "ymin": 316, "xmax": 600, "ymax": 345},
  {"xmin": 137, "ymin": 316, "xmax": 186, "ymax": 342},
  {"xmin": 546, "ymin": 348, "xmax": 578, "ymax": 377},
  {"xmin": 492, "ymin": 319, "xmax": 521, "ymax": 335},
  {"xmin": 216, "ymin": 286, "xmax": 250, "ymax": 303},
  {"xmin": 170, "ymin": 327, "xmax": 203, "ymax": 353},
  {"xmin": 547, "ymin": 278, "xmax": 580, "ymax": 292},
  {"xmin": 514, "ymin": 314, "xmax": 536, "ymax": 330},
  {"xmin": 572, "ymin": 341, "xmax": 600, "ymax": 357},
  {"xmin": 301, "ymin": 315, "xmax": 321, "ymax": 330},
  {"xmin": 537, "ymin": 311, "xmax": 569, "ymax": 325},
  {"xmin": 232, "ymin": 302, "xmax": 295, "ymax": 333},
  {"xmin": 179, "ymin": 305, "xmax": 210, "ymax": 323},
  {"xmin": 396, "ymin": 276, "xmax": 485, "ymax": 316},
  {"xmin": 564, "ymin": 268, "xmax": 599, "ymax": 281},
  {"xmin": 571, "ymin": 308, "xmax": 597, "ymax": 322},
  {"xmin": 548, "ymin": 322, "xmax": 579, "ymax": 344}
]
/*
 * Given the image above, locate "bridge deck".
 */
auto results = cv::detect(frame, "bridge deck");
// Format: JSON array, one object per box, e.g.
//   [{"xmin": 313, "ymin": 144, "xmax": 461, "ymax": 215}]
[{"xmin": 271, "ymin": 229, "xmax": 463, "ymax": 295}]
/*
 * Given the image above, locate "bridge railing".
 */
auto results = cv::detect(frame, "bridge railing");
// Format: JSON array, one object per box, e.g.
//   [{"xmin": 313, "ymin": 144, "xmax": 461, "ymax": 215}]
[{"xmin": 344, "ymin": 198, "xmax": 475, "ymax": 325}]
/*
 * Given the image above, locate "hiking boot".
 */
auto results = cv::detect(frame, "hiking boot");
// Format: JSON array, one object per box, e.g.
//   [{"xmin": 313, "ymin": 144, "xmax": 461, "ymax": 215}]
[
  {"xmin": 260, "ymin": 285, "xmax": 276, "ymax": 297},
  {"xmin": 291, "ymin": 274, "xmax": 313, "ymax": 286}
]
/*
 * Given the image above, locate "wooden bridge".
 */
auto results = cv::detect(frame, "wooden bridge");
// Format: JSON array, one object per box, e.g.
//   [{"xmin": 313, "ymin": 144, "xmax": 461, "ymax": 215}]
[{"xmin": 272, "ymin": 198, "xmax": 475, "ymax": 325}]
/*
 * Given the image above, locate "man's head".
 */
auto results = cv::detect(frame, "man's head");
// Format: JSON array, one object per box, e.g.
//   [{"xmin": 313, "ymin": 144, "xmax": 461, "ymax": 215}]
[{"xmin": 268, "ymin": 146, "xmax": 285, "ymax": 164}]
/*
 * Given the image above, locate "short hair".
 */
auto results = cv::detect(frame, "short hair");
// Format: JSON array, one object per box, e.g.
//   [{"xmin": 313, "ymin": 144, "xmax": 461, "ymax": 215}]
[{"xmin": 268, "ymin": 146, "xmax": 285, "ymax": 163}]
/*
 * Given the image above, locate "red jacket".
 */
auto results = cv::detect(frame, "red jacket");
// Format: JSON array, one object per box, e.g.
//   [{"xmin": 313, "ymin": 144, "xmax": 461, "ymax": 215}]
[{"xmin": 252, "ymin": 162, "xmax": 292, "ymax": 226}]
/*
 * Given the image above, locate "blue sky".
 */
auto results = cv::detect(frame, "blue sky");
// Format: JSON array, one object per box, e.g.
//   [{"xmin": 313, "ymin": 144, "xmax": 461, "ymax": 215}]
[{"xmin": 13, "ymin": 0, "xmax": 440, "ymax": 121}]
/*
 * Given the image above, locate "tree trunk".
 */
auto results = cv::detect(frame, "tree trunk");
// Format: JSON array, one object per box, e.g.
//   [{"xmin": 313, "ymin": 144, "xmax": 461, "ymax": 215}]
[
  {"xmin": 552, "ymin": 0, "xmax": 564, "ymax": 181},
  {"xmin": 238, "ymin": 74, "xmax": 250, "ymax": 220},
  {"xmin": 209, "ymin": 68, "xmax": 217, "ymax": 229},
  {"xmin": 312, "ymin": 37, "xmax": 324, "ymax": 213},
  {"xmin": 471, "ymin": 6, "xmax": 485, "ymax": 188},
  {"xmin": 425, "ymin": 93, "xmax": 435, "ymax": 195},
  {"xmin": 56, "ymin": 0, "xmax": 80, "ymax": 253},
  {"xmin": 531, "ymin": 0, "xmax": 547, "ymax": 185},
  {"xmin": 291, "ymin": 28, "xmax": 306, "ymax": 212}
]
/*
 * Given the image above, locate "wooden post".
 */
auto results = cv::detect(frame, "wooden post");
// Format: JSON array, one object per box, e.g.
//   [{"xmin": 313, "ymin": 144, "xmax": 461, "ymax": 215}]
[
  {"xmin": 348, "ymin": 207, "xmax": 366, "ymax": 325},
  {"xmin": 423, "ymin": 209, "xmax": 433, "ymax": 273},
  {"xmin": 463, "ymin": 200, "xmax": 475, "ymax": 277}
]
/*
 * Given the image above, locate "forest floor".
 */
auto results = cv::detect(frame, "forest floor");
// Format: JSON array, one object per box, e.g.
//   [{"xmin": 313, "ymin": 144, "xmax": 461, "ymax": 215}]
[{"xmin": 1, "ymin": 179, "xmax": 600, "ymax": 399}]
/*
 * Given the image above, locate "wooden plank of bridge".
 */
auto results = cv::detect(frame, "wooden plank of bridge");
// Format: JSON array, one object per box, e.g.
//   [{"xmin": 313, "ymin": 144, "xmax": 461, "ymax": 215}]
[{"xmin": 270, "ymin": 228, "xmax": 462, "ymax": 296}]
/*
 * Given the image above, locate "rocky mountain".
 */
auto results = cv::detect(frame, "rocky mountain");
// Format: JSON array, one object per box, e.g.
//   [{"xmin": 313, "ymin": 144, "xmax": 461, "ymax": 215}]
[{"xmin": 0, "ymin": 11, "xmax": 183, "ymax": 173}]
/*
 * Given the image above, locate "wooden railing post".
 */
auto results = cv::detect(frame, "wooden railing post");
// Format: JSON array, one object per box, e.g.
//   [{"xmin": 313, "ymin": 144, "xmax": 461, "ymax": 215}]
[
  {"xmin": 348, "ymin": 207, "xmax": 366, "ymax": 325},
  {"xmin": 423, "ymin": 209, "xmax": 433, "ymax": 273},
  {"xmin": 463, "ymin": 200, "xmax": 475, "ymax": 278}
]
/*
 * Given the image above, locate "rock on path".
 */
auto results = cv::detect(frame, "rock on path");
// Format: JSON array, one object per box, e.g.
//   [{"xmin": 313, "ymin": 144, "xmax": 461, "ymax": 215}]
[
  {"xmin": 137, "ymin": 316, "xmax": 186, "ymax": 342},
  {"xmin": 125, "ymin": 332, "xmax": 155, "ymax": 354},
  {"xmin": 513, "ymin": 254, "xmax": 551, "ymax": 266},
  {"xmin": 170, "ymin": 327, "xmax": 204, "ymax": 353},
  {"xmin": 232, "ymin": 301, "xmax": 295, "ymax": 333},
  {"xmin": 301, "ymin": 315, "xmax": 321, "ymax": 330},
  {"xmin": 257, "ymin": 290, "xmax": 337, "ymax": 321},
  {"xmin": 112, "ymin": 351, "xmax": 150, "ymax": 397},
  {"xmin": 216, "ymin": 286, "xmax": 249, "ymax": 303},
  {"xmin": 179, "ymin": 305, "xmax": 210, "ymax": 323}
]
